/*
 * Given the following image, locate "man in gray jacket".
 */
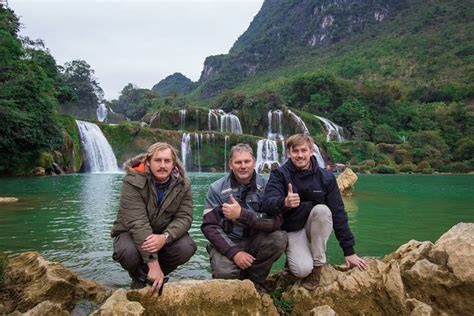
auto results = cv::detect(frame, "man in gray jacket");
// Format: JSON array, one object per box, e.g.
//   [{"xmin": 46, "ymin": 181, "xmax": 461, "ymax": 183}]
[
  {"xmin": 201, "ymin": 144, "xmax": 287, "ymax": 293},
  {"xmin": 112, "ymin": 142, "xmax": 196, "ymax": 294}
]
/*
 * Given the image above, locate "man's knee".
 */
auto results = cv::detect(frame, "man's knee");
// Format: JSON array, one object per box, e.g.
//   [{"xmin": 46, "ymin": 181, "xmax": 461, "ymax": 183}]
[
  {"xmin": 210, "ymin": 249, "xmax": 241, "ymax": 280},
  {"xmin": 308, "ymin": 204, "xmax": 332, "ymax": 222},
  {"xmin": 113, "ymin": 233, "xmax": 142, "ymax": 271},
  {"xmin": 289, "ymin": 260, "xmax": 313, "ymax": 279},
  {"xmin": 168, "ymin": 234, "xmax": 197, "ymax": 264},
  {"xmin": 267, "ymin": 230, "xmax": 288, "ymax": 253}
]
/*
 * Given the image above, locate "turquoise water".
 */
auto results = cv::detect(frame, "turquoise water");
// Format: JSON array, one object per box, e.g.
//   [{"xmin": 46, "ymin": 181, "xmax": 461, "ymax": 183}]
[{"xmin": 0, "ymin": 173, "xmax": 472, "ymax": 287}]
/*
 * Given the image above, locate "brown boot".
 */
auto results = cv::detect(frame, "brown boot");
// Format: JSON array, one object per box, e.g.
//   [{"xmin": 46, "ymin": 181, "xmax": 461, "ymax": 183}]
[{"xmin": 301, "ymin": 266, "xmax": 322, "ymax": 290}]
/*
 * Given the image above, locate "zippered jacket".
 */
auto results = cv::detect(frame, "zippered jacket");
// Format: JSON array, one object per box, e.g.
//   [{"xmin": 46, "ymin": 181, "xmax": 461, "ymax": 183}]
[
  {"xmin": 201, "ymin": 171, "xmax": 283, "ymax": 259},
  {"xmin": 262, "ymin": 156, "xmax": 355, "ymax": 256},
  {"xmin": 111, "ymin": 154, "xmax": 193, "ymax": 263}
]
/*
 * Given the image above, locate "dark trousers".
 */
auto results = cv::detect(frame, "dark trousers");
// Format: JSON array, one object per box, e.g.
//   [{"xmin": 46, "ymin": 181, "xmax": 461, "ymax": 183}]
[
  {"xmin": 208, "ymin": 230, "xmax": 287, "ymax": 286},
  {"xmin": 113, "ymin": 232, "xmax": 196, "ymax": 280}
]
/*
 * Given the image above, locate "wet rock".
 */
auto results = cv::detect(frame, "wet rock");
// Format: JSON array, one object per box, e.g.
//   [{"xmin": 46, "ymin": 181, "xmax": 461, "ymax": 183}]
[
  {"xmin": 33, "ymin": 167, "xmax": 45, "ymax": 177},
  {"xmin": 3, "ymin": 252, "xmax": 112, "ymax": 313},
  {"xmin": 336, "ymin": 167, "xmax": 357, "ymax": 196},
  {"xmin": 0, "ymin": 197, "xmax": 18, "ymax": 203}
]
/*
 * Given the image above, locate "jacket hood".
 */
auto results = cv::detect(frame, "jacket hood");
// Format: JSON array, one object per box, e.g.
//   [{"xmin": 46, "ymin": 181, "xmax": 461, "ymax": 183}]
[{"xmin": 123, "ymin": 153, "xmax": 184, "ymax": 179}]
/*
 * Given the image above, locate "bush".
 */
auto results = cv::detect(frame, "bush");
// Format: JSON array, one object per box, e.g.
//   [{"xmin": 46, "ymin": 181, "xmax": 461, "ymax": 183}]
[
  {"xmin": 417, "ymin": 160, "xmax": 433, "ymax": 174},
  {"xmin": 349, "ymin": 165, "xmax": 361, "ymax": 173},
  {"xmin": 373, "ymin": 124, "xmax": 399, "ymax": 144},
  {"xmin": 376, "ymin": 164, "xmax": 397, "ymax": 174},
  {"xmin": 38, "ymin": 151, "xmax": 54, "ymax": 168},
  {"xmin": 438, "ymin": 161, "xmax": 474, "ymax": 173},
  {"xmin": 399, "ymin": 163, "xmax": 417, "ymax": 173},
  {"xmin": 455, "ymin": 136, "xmax": 474, "ymax": 161}
]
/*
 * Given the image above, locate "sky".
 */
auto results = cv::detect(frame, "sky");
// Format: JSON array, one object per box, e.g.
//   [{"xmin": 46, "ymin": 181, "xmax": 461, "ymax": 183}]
[{"xmin": 8, "ymin": 0, "xmax": 264, "ymax": 100}]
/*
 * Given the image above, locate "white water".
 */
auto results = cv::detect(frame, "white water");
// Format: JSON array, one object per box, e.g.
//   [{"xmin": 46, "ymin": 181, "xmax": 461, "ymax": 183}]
[
  {"xmin": 207, "ymin": 109, "xmax": 243, "ymax": 134},
  {"xmin": 312, "ymin": 144, "xmax": 326, "ymax": 168},
  {"xmin": 181, "ymin": 133, "xmax": 191, "ymax": 171},
  {"xmin": 194, "ymin": 133, "xmax": 202, "ymax": 173},
  {"xmin": 76, "ymin": 120, "xmax": 120, "ymax": 173},
  {"xmin": 96, "ymin": 104, "xmax": 108, "ymax": 122},
  {"xmin": 224, "ymin": 135, "xmax": 229, "ymax": 173},
  {"xmin": 179, "ymin": 109, "xmax": 186, "ymax": 131},
  {"xmin": 256, "ymin": 110, "xmax": 286, "ymax": 171},
  {"xmin": 315, "ymin": 115, "xmax": 345, "ymax": 142},
  {"xmin": 267, "ymin": 110, "xmax": 284, "ymax": 141}
]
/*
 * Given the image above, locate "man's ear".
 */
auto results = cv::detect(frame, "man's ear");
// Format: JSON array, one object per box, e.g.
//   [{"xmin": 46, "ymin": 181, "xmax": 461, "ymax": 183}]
[{"xmin": 146, "ymin": 160, "xmax": 150, "ymax": 167}]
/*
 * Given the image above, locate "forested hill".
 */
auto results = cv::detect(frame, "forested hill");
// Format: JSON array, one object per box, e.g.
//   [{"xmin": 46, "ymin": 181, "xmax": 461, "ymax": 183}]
[
  {"xmin": 196, "ymin": 0, "xmax": 473, "ymax": 97},
  {"xmin": 151, "ymin": 72, "xmax": 197, "ymax": 97}
]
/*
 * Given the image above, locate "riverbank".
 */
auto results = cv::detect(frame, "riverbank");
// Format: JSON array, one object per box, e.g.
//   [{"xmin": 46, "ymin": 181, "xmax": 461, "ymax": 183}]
[{"xmin": 1, "ymin": 223, "xmax": 472, "ymax": 315}]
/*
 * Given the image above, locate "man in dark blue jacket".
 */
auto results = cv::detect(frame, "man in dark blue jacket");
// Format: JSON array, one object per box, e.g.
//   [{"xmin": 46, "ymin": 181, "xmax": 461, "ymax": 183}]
[{"xmin": 263, "ymin": 134, "xmax": 367, "ymax": 290}]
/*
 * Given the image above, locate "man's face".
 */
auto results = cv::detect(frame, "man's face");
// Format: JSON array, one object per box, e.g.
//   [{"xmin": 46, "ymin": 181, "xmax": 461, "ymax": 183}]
[
  {"xmin": 287, "ymin": 142, "xmax": 313, "ymax": 170},
  {"xmin": 229, "ymin": 150, "xmax": 256, "ymax": 184},
  {"xmin": 147, "ymin": 148, "xmax": 174, "ymax": 183}
]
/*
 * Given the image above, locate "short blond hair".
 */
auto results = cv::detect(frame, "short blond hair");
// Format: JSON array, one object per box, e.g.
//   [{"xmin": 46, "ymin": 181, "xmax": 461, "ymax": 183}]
[
  {"xmin": 286, "ymin": 134, "xmax": 315, "ymax": 151},
  {"xmin": 146, "ymin": 142, "xmax": 185, "ymax": 176}
]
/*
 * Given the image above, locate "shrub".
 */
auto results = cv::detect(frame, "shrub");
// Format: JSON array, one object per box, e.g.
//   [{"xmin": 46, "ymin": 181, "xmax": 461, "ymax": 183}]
[
  {"xmin": 376, "ymin": 164, "xmax": 397, "ymax": 174},
  {"xmin": 373, "ymin": 124, "xmax": 399, "ymax": 144},
  {"xmin": 417, "ymin": 160, "xmax": 433, "ymax": 174},
  {"xmin": 399, "ymin": 163, "xmax": 417, "ymax": 173},
  {"xmin": 438, "ymin": 161, "xmax": 473, "ymax": 173},
  {"xmin": 38, "ymin": 151, "xmax": 54, "ymax": 168}
]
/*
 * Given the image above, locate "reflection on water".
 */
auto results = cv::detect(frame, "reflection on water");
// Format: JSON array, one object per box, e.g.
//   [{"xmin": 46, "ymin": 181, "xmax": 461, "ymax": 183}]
[{"xmin": 0, "ymin": 173, "xmax": 473, "ymax": 287}]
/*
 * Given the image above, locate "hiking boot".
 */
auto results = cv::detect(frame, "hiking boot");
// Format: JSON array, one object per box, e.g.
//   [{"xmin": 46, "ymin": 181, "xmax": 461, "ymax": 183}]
[
  {"xmin": 301, "ymin": 266, "xmax": 322, "ymax": 290},
  {"xmin": 130, "ymin": 279, "xmax": 146, "ymax": 290}
]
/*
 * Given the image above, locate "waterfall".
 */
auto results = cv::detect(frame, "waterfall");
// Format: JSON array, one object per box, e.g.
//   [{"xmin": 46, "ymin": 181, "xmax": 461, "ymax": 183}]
[
  {"xmin": 224, "ymin": 135, "xmax": 229, "ymax": 173},
  {"xmin": 76, "ymin": 120, "xmax": 119, "ymax": 173},
  {"xmin": 315, "ymin": 115, "xmax": 345, "ymax": 142},
  {"xmin": 256, "ymin": 139, "xmax": 280, "ymax": 172},
  {"xmin": 207, "ymin": 109, "xmax": 243, "ymax": 134},
  {"xmin": 220, "ymin": 114, "xmax": 243, "ymax": 134},
  {"xmin": 288, "ymin": 110, "xmax": 309, "ymax": 135},
  {"xmin": 267, "ymin": 110, "xmax": 284, "ymax": 141},
  {"xmin": 312, "ymin": 144, "xmax": 326, "ymax": 169},
  {"xmin": 96, "ymin": 104, "xmax": 108, "ymax": 122},
  {"xmin": 194, "ymin": 133, "xmax": 202, "ymax": 173},
  {"xmin": 181, "ymin": 133, "xmax": 191, "ymax": 171},
  {"xmin": 179, "ymin": 109, "xmax": 186, "ymax": 131}
]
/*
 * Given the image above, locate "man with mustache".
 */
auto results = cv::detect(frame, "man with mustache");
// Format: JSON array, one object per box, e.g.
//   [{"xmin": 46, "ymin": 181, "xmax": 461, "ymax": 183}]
[
  {"xmin": 201, "ymin": 143, "xmax": 287, "ymax": 294},
  {"xmin": 263, "ymin": 134, "xmax": 367, "ymax": 290},
  {"xmin": 111, "ymin": 142, "xmax": 196, "ymax": 294}
]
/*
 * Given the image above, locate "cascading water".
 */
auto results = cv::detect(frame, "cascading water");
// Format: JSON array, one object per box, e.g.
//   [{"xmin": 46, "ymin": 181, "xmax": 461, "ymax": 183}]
[
  {"xmin": 194, "ymin": 133, "xmax": 202, "ymax": 173},
  {"xmin": 96, "ymin": 104, "xmax": 108, "ymax": 122},
  {"xmin": 208, "ymin": 109, "xmax": 223, "ymax": 131},
  {"xmin": 312, "ymin": 144, "xmax": 326, "ymax": 169},
  {"xmin": 181, "ymin": 133, "xmax": 191, "ymax": 171},
  {"xmin": 220, "ymin": 114, "xmax": 243, "ymax": 134},
  {"xmin": 256, "ymin": 110, "xmax": 285, "ymax": 172},
  {"xmin": 179, "ymin": 109, "xmax": 186, "ymax": 131},
  {"xmin": 76, "ymin": 120, "xmax": 120, "ymax": 173},
  {"xmin": 224, "ymin": 135, "xmax": 229, "ymax": 173},
  {"xmin": 315, "ymin": 115, "xmax": 345, "ymax": 142}
]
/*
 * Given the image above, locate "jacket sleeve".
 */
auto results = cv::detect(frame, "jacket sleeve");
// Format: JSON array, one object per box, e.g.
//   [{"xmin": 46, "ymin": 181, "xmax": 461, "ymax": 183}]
[
  {"xmin": 201, "ymin": 206, "xmax": 240, "ymax": 260},
  {"xmin": 119, "ymin": 179, "xmax": 156, "ymax": 263},
  {"xmin": 237, "ymin": 208, "xmax": 283, "ymax": 232},
  {"xmin": 325, "ymin": 173, "xmax": 355, "ymax": 256},
  {"xmin": 262, "ymin": 169, "xmax": 287, "ymax": 215},
  {"xmin": 164, "ymin": 182, "xmax": 193, "ymax": 242}
]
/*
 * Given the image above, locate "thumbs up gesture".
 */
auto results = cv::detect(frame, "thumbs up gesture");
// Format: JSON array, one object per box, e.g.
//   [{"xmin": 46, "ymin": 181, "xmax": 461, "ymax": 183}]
[
  {"xmin": 284, "ymin": 183, "xmax": 300, "ymax": 208},
  {"xmin": 222, "ymin": 194, "xmax": 241, "ymax": 220}
]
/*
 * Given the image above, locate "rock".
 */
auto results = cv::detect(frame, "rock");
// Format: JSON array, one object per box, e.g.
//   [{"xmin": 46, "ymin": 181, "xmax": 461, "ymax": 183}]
[
  {"xmin": 124, "ymin": 279, "xmax": 278, "ymax": 316},
  {"xmin": 3, "ymin": 252, "xmax": 112, "ymax": 313},
  {"xmin": 406, "ymin": 299, "xmax": 433, "ymax": 316},
  {"xmin": 309, "ymin": 305, "xmax": 337, "ymax": 315},
  {"xmin": 91, "ymin": 289, "xmax": 144, "ymax": 316},
  {"xmin": 32, "ymin": 167, "xmax": 45, "ymax": 177},
  {"xmin": 283, "ymin": 260, "xmax": 406, "ymax": 315},
  {"xmin": 429, "ymin": 222, "xmax": 474, "ymax": 282},
  {"xmin": 384, "ymin": 240, "xmax": 433, "ymax": 271},
  {"xmin": 0, "ymin": 197, "xmax": 18, "ymax": 203},
  {"xmin": 336, "ymin": 167, "xmax": 357, "ymax": 196},
  {"xmin": 22, "ymin": 301, "xmax": 69, "ymax": 316}
]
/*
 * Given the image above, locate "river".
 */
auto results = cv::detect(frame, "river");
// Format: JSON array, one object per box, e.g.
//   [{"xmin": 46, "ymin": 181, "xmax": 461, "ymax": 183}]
[{"xmin": 0, "ymin": 173, "xmax": 472, "ymax": 287}]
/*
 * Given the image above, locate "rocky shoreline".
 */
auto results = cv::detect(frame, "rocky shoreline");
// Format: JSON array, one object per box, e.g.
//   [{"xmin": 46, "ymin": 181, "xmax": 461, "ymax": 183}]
[{"xmin": 1, "ymin": 223, "xmax": 473, "ymax": 315}]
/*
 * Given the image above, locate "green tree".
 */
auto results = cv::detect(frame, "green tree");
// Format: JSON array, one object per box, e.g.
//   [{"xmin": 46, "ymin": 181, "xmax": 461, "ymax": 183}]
[{"xmin": 373, "ymin": 124, "xmax": 399, "ymax": 144}]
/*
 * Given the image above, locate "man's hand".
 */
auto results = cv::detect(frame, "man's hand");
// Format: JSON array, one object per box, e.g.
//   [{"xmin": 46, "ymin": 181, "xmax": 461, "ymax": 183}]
[
  {"xmin": 142, "ymin": 234, "xmax": 166, "ymax": 253},
  {"xmin": 222, "ymin": 195, "xmax": 241, "ymax": 220},
  {"xmin": 147, "ymin": 260, "xmax": 165, "ymax": 295},
  {"xmin": 233, "ymin": 251, "xmax": 255, "ymax": 270},
  {"xmin": 284, "ymin": 183, "xmax": 300, "ymax": 208},
  {"xmin": 344, "ymin": 254, "xmax": 368, "ymax": 270}
]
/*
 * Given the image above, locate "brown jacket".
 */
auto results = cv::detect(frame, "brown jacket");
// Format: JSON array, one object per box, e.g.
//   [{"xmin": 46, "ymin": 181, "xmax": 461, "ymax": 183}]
[{"xmin": 111, "ymin": 154, "xmax": 193, "ymax": 263}]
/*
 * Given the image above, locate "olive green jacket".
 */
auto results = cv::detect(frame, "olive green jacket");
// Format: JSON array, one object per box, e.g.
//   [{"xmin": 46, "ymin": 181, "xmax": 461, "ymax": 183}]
[{"xmin": 111, "ymin": 154, "xmax": 193, "ymax": 263}]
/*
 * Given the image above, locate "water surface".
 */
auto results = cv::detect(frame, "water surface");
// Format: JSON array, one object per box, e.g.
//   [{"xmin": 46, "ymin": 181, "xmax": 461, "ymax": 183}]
[{"xmin": 0, "ymin": 173, "xmax": 472, "ymax": 287}]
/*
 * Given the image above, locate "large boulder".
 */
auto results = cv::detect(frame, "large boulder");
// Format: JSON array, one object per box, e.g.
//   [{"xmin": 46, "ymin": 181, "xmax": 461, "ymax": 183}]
[
  {"xmin": 93, "ymin": 279, "xmax": 277, "ymax": 316},
  {"xmin": 336, "ymin": 167, "xmax": 358, "ymax": 196},
  {"xmin": 3, "ymin": 252, "xmax": 112, "ymax": 313}
]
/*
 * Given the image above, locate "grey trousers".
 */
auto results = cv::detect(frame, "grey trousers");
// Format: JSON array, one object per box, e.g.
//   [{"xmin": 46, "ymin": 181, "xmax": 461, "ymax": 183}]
[
  {"xmin": 286, "ymin": 204, "xmax": 333, "ymax": 278},
  {"xmin": 208, "ymin": 230, "xmax": 287, "ymax": 286},
  {"xmin": 112, "ymin": 232, "xmax": 196, "ymax": 280}
]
